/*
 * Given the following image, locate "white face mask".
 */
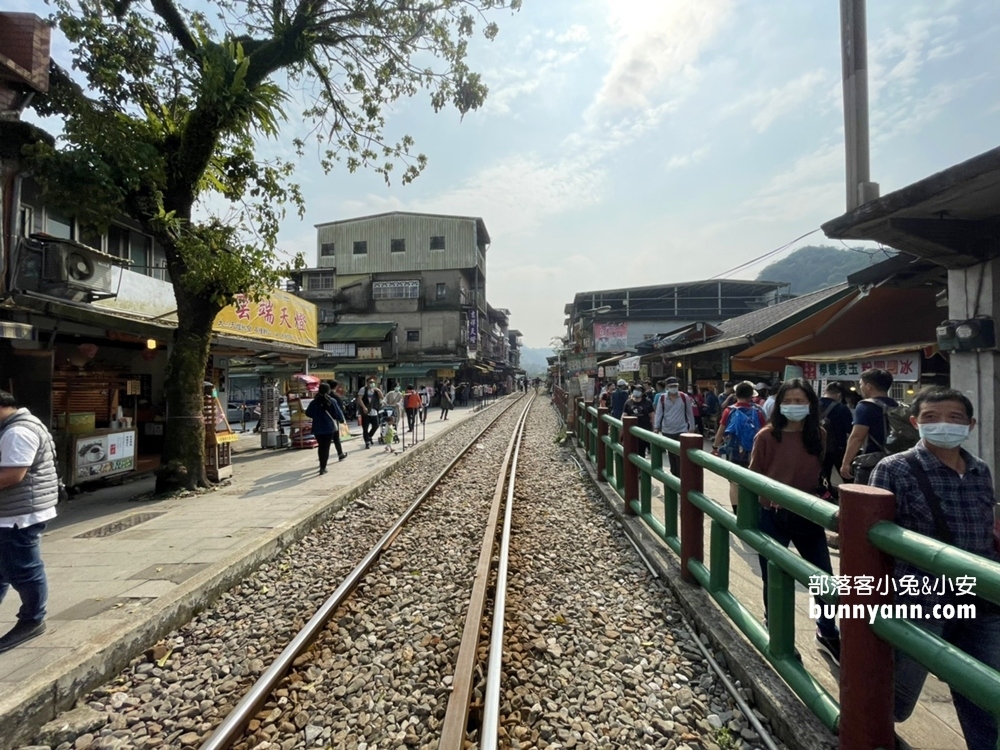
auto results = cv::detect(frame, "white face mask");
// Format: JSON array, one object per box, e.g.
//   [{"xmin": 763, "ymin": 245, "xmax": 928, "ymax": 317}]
[
  {"xmin": 631, "ymin": 390, "xmax": 643, "ymax": 399},
  {"xmin": 667, "ymin": 387, "xmax": 679, "ymax": 395},
  {"xmin": 780, "ymin": 404, "xmax": 810, "ymax": 422},
  {"xmin": 918, "ymin": 423, "xmax": 970, "ymax": 449}
]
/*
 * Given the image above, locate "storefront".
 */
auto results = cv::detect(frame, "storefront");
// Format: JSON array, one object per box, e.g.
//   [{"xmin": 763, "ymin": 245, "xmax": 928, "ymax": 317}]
[{"xmin": 0, "ymin": 284, "xmax": 322, "ymax": 489}]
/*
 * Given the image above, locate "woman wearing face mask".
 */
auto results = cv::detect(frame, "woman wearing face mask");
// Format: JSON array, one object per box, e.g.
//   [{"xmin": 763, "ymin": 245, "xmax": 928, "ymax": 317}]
[
  {"xmin": 622, "ymin": 386, "xmax": 654, "ymax": 458},
  {"xmin": 749, "ymin": 378, "xmax": 841, "ymax": 665}
]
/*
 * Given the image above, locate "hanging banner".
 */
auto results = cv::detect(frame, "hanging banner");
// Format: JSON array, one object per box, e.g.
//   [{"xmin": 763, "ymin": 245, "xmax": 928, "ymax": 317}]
[
  {"xmin": 215, "ymin": 289, "xmax": 318, "ymax": 347},
  {"xmin": 619, "ymin": 356, "xmax": 641, "ymax": 372},
  {"xmin": 594, "ymin": 321, "xmax": 628, "ymax": 352},
  {"xmin": 799, "ymin": 353, "xmax": 921, "ymax": 382},
  {"xmin": 468, "ymin": 311, "xmax": 479, "ymax": 347}
]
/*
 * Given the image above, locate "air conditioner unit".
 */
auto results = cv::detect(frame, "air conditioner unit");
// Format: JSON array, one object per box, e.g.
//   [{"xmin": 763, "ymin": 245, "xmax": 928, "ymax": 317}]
[{"xmin": 42, "ymin": 240, "xmax": 115, "ymax": 297}]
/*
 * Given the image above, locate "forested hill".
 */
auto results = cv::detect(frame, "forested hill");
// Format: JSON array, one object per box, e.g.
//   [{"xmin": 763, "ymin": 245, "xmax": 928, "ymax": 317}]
[{"xmin": 756, "ymin": 245, "xmax": 881, "ymax": 294}]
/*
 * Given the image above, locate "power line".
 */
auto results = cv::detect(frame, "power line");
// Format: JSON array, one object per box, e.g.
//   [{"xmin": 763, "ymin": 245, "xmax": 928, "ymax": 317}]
[{"xmin": 709, "ymin": 228, "xmax": 821, "ymax": 280}]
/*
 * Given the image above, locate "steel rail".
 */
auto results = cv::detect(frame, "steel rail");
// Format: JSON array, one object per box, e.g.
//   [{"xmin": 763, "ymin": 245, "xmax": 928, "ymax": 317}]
[
  {"xmin": 480, "ymin": 388, "xmax": 529, "ymax": 749},
  {"xmin": 439, "ymin": 393, "xmax": 534, "ymax": 749},
  {"xmin": 199, "ymin": 394, "xmax": 526, "ymax": 750}
]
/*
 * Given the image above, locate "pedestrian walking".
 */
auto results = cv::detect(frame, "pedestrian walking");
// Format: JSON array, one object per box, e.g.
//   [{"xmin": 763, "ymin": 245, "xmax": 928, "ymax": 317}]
[
  {"xmin": 356, "ymin": 378, "xmax": 383, "ymax": 449},
  {"xmin": 404, "ymin": 384, "xmax": 421, "ymax": 433},
  {"xmin": 712, "ymin": 381, "xmax": 767, "ymax": 513},
  {"xmin": 653, "ymin": 376, "xmax": 695, "ymax": 475},
  {"xmin": 383, "ymin": 417, "xmax": 398, "ymax": 454},
  {"xmin": 418, "ymin": 386, "xmax": 430, "ymax": 424},
  {"xmin": 749, "ymin": 379, "xmax": 840, "ymax": 665},
  {"xmin": 0, "ymin": 390, "xmax": 59, "ymax": 653},
  {"xmin": 622, "ymin": 387, "xmax": 655, "ymax": 457},
  {"xmin": 305, "ymin": 383, "xmax": 347, "ymax": 474},
  {"xmin": 440, "ymin": 380, "xmax": 454, "ymax": 420}
]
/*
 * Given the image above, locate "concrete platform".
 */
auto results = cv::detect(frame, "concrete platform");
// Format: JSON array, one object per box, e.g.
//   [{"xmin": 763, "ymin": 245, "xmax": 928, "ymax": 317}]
[{"xmin": 0, "ymin": 401, "xmax": 503, "ymax": 749}]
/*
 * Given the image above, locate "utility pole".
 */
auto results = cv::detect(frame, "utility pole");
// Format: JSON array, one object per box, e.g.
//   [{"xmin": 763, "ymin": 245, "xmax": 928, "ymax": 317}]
[{"xmin": 840, "ymin": 0, "xmax": 879, "ymax": 210}]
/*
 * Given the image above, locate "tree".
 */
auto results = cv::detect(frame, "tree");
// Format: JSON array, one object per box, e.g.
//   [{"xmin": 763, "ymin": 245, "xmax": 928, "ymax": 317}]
[
  {"xmin": 756, "ymin": 245, "xmax": 883, "ymax": 294},
  {"xmin": 28, "ymin": 0, "xmax": 521, "ymax": 493}
]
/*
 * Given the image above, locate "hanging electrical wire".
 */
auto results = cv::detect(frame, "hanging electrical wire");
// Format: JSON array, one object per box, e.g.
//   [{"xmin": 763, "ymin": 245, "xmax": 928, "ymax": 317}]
[{"xmin": 709, "ymin": 228, "xmax": 821, "ymax": 280}]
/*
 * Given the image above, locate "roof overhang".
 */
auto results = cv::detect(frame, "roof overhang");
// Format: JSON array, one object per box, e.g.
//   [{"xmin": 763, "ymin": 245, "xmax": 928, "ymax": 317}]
[
  {"xmin": 731, "ymin": 287, "xmax": 942, "ymax": 373},
  {"xmin": 320, "ymin": 322, "xmax": 395, "ymax": 342},
  {"xmin": 822, "ymin": 146, "xmax": 1000, "ymax": 269}
]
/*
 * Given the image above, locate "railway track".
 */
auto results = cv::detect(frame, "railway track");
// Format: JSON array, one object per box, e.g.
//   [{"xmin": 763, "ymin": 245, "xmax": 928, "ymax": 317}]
[
  {"xmin": 27, "ymin": 396, "xmax": 782, "ymax": 750},
  {"xmin": 199, "ymin": 394, "xmax": 535, "ymax": 750}
]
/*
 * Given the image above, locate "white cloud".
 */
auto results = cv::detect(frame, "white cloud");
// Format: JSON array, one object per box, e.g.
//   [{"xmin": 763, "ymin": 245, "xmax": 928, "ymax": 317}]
[
  {"xmin": 739, "ymin": 143, "xmax": 844, "ymax": 223},
  {"xmin": 555, "ymin": 24, "xmax": 591, "ymax": 45},
  {"xmin": 666, "ymin": 146, "xmax": 710, "ymax": 171},
  {"xmin": 726, "ymin": 69, "xmax": 831, "ymax": 133},
  {"xmin": 590, "ymin": 0, "xmax": 733, "ymax": 114}
]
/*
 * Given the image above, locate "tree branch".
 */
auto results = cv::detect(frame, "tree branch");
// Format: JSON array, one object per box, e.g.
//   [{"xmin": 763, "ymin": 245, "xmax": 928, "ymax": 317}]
[{"xmin": 149, "ymin": 0, "xmax": 200, "ymax": 57}]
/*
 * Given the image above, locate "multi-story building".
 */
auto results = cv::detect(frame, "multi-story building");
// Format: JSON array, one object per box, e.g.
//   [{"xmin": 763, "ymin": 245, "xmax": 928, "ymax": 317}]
[{"xmin": 297, "ymin": 211, "xmax": 518, "ymax": 388}]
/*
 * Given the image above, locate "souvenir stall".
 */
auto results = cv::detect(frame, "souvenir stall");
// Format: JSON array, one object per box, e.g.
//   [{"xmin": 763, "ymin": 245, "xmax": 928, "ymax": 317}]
[{"xmin": 287, "ymin": 373, "xmax": 320, "ymax": 449}]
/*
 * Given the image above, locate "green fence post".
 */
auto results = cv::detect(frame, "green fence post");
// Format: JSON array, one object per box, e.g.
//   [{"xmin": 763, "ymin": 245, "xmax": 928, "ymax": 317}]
[
  {"xmin": 596, "ymin": 406, "xmax": 609, "ymax": 482},
  {"xmin": 679, "ymin": 432, "xmax": 704, "ymax": 585},
  {"xmin": 622, "ymin": 415, "xmax": 639, "ymax": 515},
  {"xmin": 767, "ymin": 559, "xmax": 797, "ymax": 660},
  {"xmin": 577, "ymin": 400, "xmax": 586, "ymax": 444},
  {"xmin": 839, "ymin": 484, "xmax": 896, "ymax": 750}
]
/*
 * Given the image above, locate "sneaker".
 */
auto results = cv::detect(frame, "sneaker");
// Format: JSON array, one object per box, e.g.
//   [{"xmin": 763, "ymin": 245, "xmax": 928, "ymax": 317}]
[
  {"xmin": 815, "ymin": 633, "xmax": 841, "ymax": 666},
  {"xmin": 0, "ymin": 620, "xmax": 46, "ymax": 654},
  {"xmin": 338, "ymin": 454, "xmax": 347, "ymax": 461}
]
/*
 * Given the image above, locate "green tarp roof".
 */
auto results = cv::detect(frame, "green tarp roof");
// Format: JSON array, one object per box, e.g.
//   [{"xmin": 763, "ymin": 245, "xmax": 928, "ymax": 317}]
[{"xmin": 320, "ymin": 322, "xmax": 395, "ymax": 342}]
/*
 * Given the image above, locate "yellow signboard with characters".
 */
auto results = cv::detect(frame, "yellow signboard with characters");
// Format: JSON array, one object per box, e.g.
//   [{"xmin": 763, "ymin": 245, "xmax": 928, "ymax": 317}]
[{"xmin": 213, "ymin": 289, "xmax": 318, "ymax": 348}]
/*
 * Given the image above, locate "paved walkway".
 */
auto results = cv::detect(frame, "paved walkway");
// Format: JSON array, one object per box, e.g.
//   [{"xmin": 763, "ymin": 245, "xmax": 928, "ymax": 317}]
[
  {"xmin": 644, "ymin": 439, "xmax": 963, "ymax": 750},
  {"xmin": 0, "ymin": 400, "xmax": 502, "ymax": 744}
]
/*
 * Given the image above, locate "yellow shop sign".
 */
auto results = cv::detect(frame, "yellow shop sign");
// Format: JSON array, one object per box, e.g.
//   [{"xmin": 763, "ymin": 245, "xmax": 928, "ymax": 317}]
[{"xmin": 214, "ymin": 289, "xmax": 318, "ymax": 348}]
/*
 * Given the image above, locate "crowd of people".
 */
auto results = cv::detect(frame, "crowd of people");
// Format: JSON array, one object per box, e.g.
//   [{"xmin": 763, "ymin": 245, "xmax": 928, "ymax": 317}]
[{"xmin": 592, "ymin": 368, "xmax": 999, "ymax": 749}]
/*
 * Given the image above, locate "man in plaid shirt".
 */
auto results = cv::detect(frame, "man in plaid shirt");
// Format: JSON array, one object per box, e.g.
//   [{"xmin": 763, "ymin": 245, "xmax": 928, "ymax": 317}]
[{"xmin": 869, "ymin": 387, "xmax": 1000, "ymax": 750}]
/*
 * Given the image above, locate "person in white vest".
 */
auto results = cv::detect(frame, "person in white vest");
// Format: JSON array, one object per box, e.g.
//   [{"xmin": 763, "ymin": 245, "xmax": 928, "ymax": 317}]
[{"xmin": 0, "ymin": 390, "xmax": 59, "ymax": 653}]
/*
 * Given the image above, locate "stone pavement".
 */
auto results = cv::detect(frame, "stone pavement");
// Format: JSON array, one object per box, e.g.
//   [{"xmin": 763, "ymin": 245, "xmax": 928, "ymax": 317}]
[
  {"xmin": 644, "ymin": 440, "xmax": 964, "ymax": 750},
  {"xmin": 0, "ymin": 400, "xmax": 501, "ymax": 747}
]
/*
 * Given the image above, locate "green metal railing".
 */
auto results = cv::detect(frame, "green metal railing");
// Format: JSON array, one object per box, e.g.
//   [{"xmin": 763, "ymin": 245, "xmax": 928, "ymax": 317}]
[{"xmin": 573, "ymin": 399, "xmax": 1000, "ymax": 750}]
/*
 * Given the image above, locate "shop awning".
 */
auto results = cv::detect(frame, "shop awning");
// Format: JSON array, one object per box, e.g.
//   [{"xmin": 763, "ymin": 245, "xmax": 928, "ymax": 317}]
[
  {"xmin": 211, "ymin": 334, "xmax": 327, "ymax": 359},
  {"xmin": 320, "ymin": 322, "xmax": 395, "ymax": 342},
  {"xmin": 0, "ymin": 321, "xmax": 34, "ymax": 340},
  {"xmin": 385, "ymin": 362, "xmax": 460, "ymax": 377},
  {"xmin": 597, "ymin": 353, "xmax": 629, "ymax": 366},
  {"xmin": 788, "ymin": 343, "xmax": 936, "ymax": 362},
  {"xmin": 330, "ymin": 362, "xmax": 388, "ymax": 373},
  {"xmin": 731, "ymin": 286, "xmax": 942, "ymax": 373}
]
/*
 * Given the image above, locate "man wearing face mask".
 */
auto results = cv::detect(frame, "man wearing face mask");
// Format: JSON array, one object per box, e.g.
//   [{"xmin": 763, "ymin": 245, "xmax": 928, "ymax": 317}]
[
  {"xmin": 653, "ymin": 376, "xmax": 695, "ymax": 475},
  {"xmin": 869, "ymin": 387, "xmax": 1000, "ymax": 750},
  {"xmin": 622, "ymin": 386, "xmax": 655, "ymax": 458}
]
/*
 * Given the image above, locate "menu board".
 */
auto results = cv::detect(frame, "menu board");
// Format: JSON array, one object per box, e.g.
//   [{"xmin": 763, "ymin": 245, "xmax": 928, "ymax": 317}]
[{"xmin": 72, "ymin": 430, "xmax": 136, "ymax": 483}]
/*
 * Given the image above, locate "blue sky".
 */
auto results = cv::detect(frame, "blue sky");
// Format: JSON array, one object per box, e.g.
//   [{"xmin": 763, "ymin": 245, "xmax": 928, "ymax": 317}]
[{"xmin": 15, "ymin": 0, "xmax": 1000, "ymax": 347}]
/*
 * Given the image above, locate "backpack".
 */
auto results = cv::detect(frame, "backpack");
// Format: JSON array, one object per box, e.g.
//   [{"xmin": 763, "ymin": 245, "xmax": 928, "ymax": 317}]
[
  {"xmin": 851, "ymin": 399, "xmax": 919, "ymax": 482},
  {"xmin": 819, "ymin": 402, "xmax": 838, "ymax": 456},
  {"xmin": 405, "ymin": 392, "xmax": 421, "ymax": 410},
  {"xmin": 722, "ymin": 404, "xmax": 763, "ymax": 463}
]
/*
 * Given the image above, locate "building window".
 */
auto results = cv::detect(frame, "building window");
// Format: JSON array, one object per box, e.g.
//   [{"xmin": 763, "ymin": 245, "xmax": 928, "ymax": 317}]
[
  {"xmin": 391, "ymin": 238, "xmax": 406, "ymax": 253},
  {"xmin": 79, "ymin": 224, "xmax": 103, "ymax": 252},
  {"xmin": 322, "ymin": 342, "xmax": 357, "ymax": 357},
  {"xmin": 436, "ymin": 283, "xmax": 447, "ymax": 300},
  {"xmin": 353, "ymin": 240, "xmax": 368, "ymax": 255},
  {"xmin": 406, "ymin": 330, "xmax": 420, "ymax": 342},
  {"xmin": 320, "ymin": 242, "xmax": 335, "ymax": 257},
  {"xmin": 430, "ymin": 235, "xmax": 446, "ymax": 251},
  {"xmin": 372, "ymin": 280, "xmax": 420, "ymax": 299},
  {"xmin": 307, "ymin": 272, "xmax": 336, "ymax": 290},
  {"xmin": 129, "ymin": 231, "xmax": 152, "ymax": 272},
  {"xmin": 107, "ymin": 225, "xmax": 129, "ymax": 259},
  {"xmin": 18, "ymin": 206, "xmax": 34, "ymax": 238},
  {"xmin": 45, "ymin": 208, "xmax": 74, "ymax": 240}
]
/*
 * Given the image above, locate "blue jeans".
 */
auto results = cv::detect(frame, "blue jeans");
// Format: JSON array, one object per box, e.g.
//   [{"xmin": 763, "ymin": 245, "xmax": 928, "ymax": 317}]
[
  {"xmin": 0, "ymin": 522, "xmax": 49, "ymax": 623},
  {"xmin": 758, "ymin": 508, "xmax": 838, "ymax": 638},
  {"xmin": 895, "ymin": 614, "xmax": 1000, "ymax": 750}
]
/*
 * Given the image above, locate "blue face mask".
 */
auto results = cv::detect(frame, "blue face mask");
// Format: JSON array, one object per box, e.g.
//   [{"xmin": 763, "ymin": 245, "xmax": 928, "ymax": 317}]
[
  {"xmin": 779, "ymin": 404, "xmax": 810, "ymax": 422},
  {"xmin": 918, "ymin": 422, "xmax": 970, "ymax": 449}
]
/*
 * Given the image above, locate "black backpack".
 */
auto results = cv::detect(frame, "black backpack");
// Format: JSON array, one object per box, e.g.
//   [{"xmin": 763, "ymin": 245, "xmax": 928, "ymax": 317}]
[{"xmin": 851, "ymin": 399, "xmax": 919, "ymax": 482}]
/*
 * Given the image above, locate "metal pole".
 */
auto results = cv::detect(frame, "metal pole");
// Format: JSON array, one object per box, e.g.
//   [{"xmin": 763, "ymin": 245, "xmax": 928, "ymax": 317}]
[
  {"xmin": 622, "ymin": 415, "xmax": 639, "ymax": 515},
  {"xmin": 679, "ymin": 432, "xmax": 705, "ymax": 585},
  {"xmin": 840, "ymin": 0, "xmax": 872, "ymax": 210},
  {"xmin": 838, "ymin": 484, "xmax": 896, "ymax": 750}
]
